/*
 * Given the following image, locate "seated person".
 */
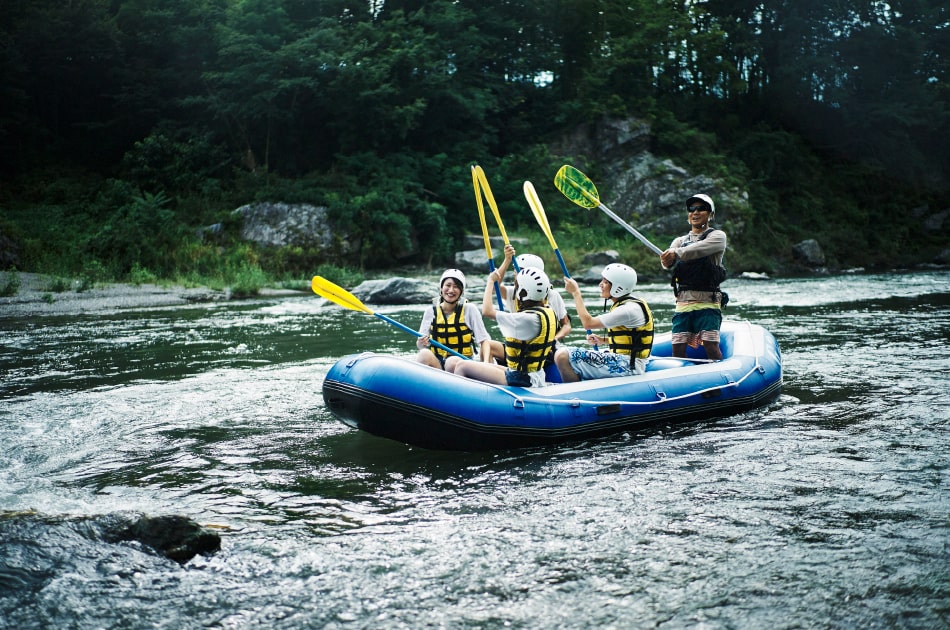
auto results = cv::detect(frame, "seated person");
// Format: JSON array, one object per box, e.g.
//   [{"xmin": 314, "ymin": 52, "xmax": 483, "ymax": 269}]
[
  {"xmin": 415, "ymin": 268, "xmax": 492, "ymax": 371},
  {"xmin": 487, "ymin": 244, "xmax": 572, "ymax": 365},
  {"xmin": 455, "ymin": 268, "xmax": 557, "ymax": 388},
  {"xmin": 555, "ymin": 263, "xmax": 654, "ymax": 382}
]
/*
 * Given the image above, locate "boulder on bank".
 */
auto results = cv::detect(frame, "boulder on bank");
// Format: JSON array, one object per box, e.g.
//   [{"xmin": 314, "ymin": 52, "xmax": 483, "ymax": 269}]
[
  {"xmin": 454, "ymin": 249, "xmax": 490, "ymax": 273},
  {"xmin": 792, "ymin": 239, "xmax": 826, "ymax": 268},
  {"xmin": 233, "ymin": 202, "xmax": 334, "ymax": 248},
  {"xmin": 581, "ymin": 250, "xmax": 620, "ymax": 266},
  {"xmin": 352, "ymin": 277, "xmax": 435, "ymax": 305}
]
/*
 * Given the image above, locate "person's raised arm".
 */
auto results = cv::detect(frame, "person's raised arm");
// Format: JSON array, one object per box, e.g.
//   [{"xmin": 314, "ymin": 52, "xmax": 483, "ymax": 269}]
[
  {"xmin": 564, "ymin": 277, "xmax": 605, "ymax": 330},
  {"xmin": 482, "ymin": 275, "xmax": 498, "ymax": 320},
  {"xmin": 490, "ymin": 244, "xmax": 516, "ymax": 300},
  {"xmin": 555, "ymin": 315, "xmax": 572, "ymax": 343}
]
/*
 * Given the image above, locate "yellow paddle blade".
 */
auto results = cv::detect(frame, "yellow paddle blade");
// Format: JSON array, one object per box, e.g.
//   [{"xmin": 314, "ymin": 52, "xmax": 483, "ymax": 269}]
[
  {"xmin": 554, "ymin": 164, "xmax": 600, "ymax": 209},
  {"xmin": 474, "ymin": 165, "xmax": 510, "ymax": 244},
  {"xmin": 472, "ymin": 165, "xmax": 494, "ymax": 259},
  {"xmin": 311, "ymin": 276, "xmax": 373, "ymax": 314},
  {"xmin": 523, "ymin": 181, "xmax": 558, "ymax": 250}
]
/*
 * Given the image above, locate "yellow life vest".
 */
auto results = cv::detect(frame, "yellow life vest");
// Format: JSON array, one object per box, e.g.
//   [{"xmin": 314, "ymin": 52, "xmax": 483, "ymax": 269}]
[
  {"xmin": 429, "ymin": 301, "xmax": 475, "ymax": 359},
  {"xmin": 607, "ymin": 296, "xmax": 654, "ymax": 359},
  {"xmin": 504, "ymin": 306, "xmax": 557, "ymax": 373}
]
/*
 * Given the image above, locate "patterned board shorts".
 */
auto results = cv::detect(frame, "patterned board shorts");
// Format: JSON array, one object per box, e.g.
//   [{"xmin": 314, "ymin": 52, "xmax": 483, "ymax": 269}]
[
  {"xmin": 565, "ymin": 347, "xmax": 632, "ymax": 380},
  {"xmin": 671, "ymin": 309, "xmax": 722, "ymax": 347}
]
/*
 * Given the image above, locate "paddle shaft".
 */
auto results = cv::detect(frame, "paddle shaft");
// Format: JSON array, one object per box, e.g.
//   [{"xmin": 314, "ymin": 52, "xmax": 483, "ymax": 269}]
[
  {"xmin": 375, "ymin": 312, "xmax": 470, "ymax": 360},
  {"xmin": 312, "ymin": 275, "xmax": 471, "ymax": 361},
  {"xmin": 595, "ymin": 201, "xmax": 663, "ymax": 256}
]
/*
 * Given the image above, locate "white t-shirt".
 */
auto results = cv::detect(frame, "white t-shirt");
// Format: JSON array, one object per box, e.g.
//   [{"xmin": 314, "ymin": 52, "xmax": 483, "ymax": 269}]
[
  {"xmin": 597, "ymin": 298, "xmax": 647, "ymax": 330},
  {"xmin": 494, "ymin": 309, "xmax": 543, "ymax": 341}
]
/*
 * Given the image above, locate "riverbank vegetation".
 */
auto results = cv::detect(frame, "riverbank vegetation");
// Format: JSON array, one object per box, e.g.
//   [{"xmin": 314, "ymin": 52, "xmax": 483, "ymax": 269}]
[{"xmin": 1, "ymin": 1, "xmax": 946, "ymax": 294}]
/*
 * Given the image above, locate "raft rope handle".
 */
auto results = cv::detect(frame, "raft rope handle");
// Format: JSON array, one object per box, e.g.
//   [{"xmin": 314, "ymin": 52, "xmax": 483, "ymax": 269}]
[
  {"xmin": 494, "ymin": 322, "xmax": 767, "ymax": 409},
  {"xmin": 468, "ymin": 322, "xmax": 768, "ymax": 409}
]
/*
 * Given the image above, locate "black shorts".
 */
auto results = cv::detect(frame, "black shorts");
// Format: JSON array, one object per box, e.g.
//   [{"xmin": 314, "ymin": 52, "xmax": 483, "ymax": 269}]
[{"xmin": 505, "ymin": 369, "xmax": 531, "ymax": 387}]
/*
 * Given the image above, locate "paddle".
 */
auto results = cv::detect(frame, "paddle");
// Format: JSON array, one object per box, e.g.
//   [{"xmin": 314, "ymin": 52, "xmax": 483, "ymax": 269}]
[
  {"xmin": 554, "ymin": 165, "xmax": 663, "ymax": 256},
  {"xmin": 474, "ymin": 165, "xmax": 521, "ymax": 274},
  {"xmin": 523, "ymin": 180, "xmax": 596, "ymax": 349},
  {"xmin": 471, "ymin": 165, "xmax": 506, "ymax": 310},
  {"xmin": 311, "ymin": 276, "xmax": 470, "ymax": 360}
]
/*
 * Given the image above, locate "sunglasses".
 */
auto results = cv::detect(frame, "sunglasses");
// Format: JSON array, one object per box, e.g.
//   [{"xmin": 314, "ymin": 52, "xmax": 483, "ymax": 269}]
[{"xmin": 687, "ymin": 206, "xmax": 708, "ymax": 213}]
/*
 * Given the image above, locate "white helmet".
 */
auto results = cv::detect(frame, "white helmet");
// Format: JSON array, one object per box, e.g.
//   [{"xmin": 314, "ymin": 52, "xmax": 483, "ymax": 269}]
[
  {"xmin": 515, "ymin": 267, "xmax": 550, "ymax": 302},
  {"xmin": 602, "ymin": 263, "xmax": 637, "ymax": 298},
  {"xmin": 439, "ymin": 269, "xmax": 466, "ymax": 291},
  {"xmin": 515, "ymin": 253, "xmax": 544, "ymax": 271},
  {"xmin": 687, "ymin": 193, "xmax": 715, "ymax": 216}
]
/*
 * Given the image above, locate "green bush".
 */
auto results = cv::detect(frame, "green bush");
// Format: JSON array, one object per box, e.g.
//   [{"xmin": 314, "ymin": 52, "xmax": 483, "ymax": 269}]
[
  {"xmin": 88, "ymin": 187, "xmax": 185, "ymax": 277},
  {"xmin": 229, "ymin": 260, "xmax": 268, "ymax": 297},
  {"xmin": 129, "ymin": 263, "xmax": 159, "ymax": 285},
  {"xmin": 44, "ymin": 277, "xmax": 71, "ymax": 292},
  {"xmin": 0, "ymin": 268, "xmax": 21, "ymax": 296}
]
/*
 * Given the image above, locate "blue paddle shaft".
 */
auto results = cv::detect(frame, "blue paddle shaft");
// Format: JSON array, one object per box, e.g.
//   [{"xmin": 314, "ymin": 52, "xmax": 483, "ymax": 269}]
[
  {"xmin": 487, "ymin": 259, "xmax": 505, "ymax": 311},
  {"xmin": 553, "ymin": 249, "xmax": 570, "ymax": 278},
  {"xmin": 374, "ymin": 313, "xmax": 470, "ymax": 360}
]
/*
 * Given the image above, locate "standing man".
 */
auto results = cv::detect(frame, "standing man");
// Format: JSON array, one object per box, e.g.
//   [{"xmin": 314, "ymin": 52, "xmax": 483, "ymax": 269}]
[{"xmin": 659, "ymin": 193, "xmax": 728, "ymax": 361}]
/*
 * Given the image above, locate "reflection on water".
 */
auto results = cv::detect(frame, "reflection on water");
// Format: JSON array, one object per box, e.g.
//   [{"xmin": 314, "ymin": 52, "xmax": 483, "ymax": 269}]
[{"xmin": 1, "ymin": 271, "xmax": 948, "ymax": 628}]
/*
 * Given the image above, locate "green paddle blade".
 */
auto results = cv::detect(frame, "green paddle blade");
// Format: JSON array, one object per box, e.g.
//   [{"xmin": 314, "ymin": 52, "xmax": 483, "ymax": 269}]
[{"xmin": 554, "ymin": 165, "xmax": 599, "ymax": 209}]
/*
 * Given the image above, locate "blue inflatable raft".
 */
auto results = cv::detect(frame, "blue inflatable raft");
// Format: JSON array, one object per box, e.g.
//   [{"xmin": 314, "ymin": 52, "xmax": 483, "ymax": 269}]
[{"xmin": 322, "ymin": 320, "xmax": 782, "ymax": 451}]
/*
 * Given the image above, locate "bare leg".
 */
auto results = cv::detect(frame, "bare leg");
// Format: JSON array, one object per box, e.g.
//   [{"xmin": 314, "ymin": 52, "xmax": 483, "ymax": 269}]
[
  {"xmin": 455, "ymin": 361, "xmax": 509, "ymax": 384},
  {"xmin": 672, "ymin": 343, "xmax": 687, "ymax": 358},
  {"xmin": 415, "ymin": 349, "xmax": 442, "ymax": 369},
  {"xmin": 554, "ymin": 348, "xmax": 580, "ymax": 383},
  {"xmin": 702, "ymin": 340, "xmax": 722, "ymax": 361},
  {"xmin": 488, "ymin": 340, "xmax": 505, "ymax": 365}
]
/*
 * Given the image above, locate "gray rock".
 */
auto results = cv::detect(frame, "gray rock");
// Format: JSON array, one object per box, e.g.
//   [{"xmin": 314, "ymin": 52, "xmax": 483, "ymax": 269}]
[
  {"xmin": 581, "ymin": 250, "xmax": 620, "ymax": 265},
  {"xmin": 352, "ymin": 277, "xmax": 436, "ymax": 305},
  {"xmin": 110, "ymin": 514, "xmax": 221, "ymax": 564},
  {"xmin": 792, "ymin": 239, "xmax": 826, "ymax": 267},
  {"xmin": 454, "ymin": 249, "xmax": 492, "ymax": 273},
  {"xmin": 550, "ymin": 116, "xmax": 652, "ymax": 162},
  {"xmin": 233, "ymin": 202, "xmax": 334, "ymax": 249},
  {"xmin": 575, "ymin": 266, "xmax": 606, "ymax": 284},
  {"xmin": 462, "ymin": 234, "xmax": 507, "ymax": 251}
]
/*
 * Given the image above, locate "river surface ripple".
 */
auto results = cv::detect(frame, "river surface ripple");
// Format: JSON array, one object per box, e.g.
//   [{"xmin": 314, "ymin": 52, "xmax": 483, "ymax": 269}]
[{"xmin": 1, "ymin": 271, "xmax": 948, "ymax": 628}]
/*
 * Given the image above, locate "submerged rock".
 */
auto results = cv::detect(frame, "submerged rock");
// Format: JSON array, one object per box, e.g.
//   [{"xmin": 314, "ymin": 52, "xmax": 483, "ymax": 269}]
[{"xmin": 108, "ymin": 514, "xmax": 221, "ymax": 564}]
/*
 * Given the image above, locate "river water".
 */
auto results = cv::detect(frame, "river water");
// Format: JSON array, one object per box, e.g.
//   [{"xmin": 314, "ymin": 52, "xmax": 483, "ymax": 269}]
[{"xmin": 1, "ymin": 271, "xmax": 948, "ymax": 629}]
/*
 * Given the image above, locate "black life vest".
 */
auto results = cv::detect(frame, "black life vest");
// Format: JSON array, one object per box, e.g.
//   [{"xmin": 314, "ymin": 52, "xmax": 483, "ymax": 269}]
[{"xmin": 671, "ymin": 229, "xmax": 727, "ymax": 296}]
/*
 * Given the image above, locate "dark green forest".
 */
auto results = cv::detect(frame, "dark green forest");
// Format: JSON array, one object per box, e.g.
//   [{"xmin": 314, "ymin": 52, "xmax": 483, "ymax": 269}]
[{"xmin": 1, "ymin": 0, "xmax": 947, "ymax": 289}]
